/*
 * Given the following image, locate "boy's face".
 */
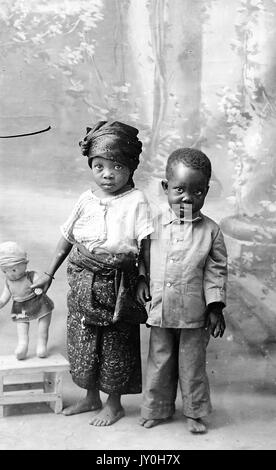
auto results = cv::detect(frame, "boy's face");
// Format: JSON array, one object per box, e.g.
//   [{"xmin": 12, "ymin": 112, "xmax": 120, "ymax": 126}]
[
  {"xmin": 1, "ymin": 262, "xmax": 27, "ymax": 281},
  {"xmin": 162, "ymin": 163, "xmax": 209, "ymax": 217},
  {"xmin": 91, "ymin": 156, "xmax": 131, "ymax": 196}
]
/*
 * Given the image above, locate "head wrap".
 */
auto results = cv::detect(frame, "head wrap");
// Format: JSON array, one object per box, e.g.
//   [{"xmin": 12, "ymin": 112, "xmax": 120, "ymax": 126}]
[
  {"xmin": 0, "ymin": 241, "xmax": 28, "ymax": 268},
  {"xmin": 79, "ymin": 121, "xmax": 142, "ymax": 174}
]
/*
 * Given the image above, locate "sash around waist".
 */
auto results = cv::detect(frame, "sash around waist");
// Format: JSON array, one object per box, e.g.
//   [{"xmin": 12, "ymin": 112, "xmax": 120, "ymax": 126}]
[
  {"xmin": 67, "ymin": 244, "xmax": 147, "ymax": 325},
  {"xmin": 68, "ymin": 243, "xmax": 138, "ymax": 275}
]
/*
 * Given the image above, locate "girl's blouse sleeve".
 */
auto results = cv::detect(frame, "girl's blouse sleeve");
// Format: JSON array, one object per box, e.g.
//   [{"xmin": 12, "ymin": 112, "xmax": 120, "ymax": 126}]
[
  {"xmin": 135, "ymin": 192, "xmax": 155, "ymax": 243},
  {"xmin": 60, "ymin": 194, "xmax": 84, "ymax": 244}
]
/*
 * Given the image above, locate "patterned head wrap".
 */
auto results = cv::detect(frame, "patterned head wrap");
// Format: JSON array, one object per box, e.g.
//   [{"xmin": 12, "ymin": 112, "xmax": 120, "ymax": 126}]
[
  {"xmin": 0, "ymin": 241, "xmax": 28, "ymax": 268},
  {"xmin": 79, "ymin": 121, "xmax": 143, "ymax": 178}
]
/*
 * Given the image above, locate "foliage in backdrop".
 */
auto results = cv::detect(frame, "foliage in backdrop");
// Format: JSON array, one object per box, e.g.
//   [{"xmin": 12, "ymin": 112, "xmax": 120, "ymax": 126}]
[{"xmin": 1, "ymin": 0, "xmax": 276, "ymax": 284}]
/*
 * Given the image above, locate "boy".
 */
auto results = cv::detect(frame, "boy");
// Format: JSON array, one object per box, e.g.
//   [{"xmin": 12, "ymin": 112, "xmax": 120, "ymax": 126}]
[{"xmin": 137, "ymin": 148, "xmax": 227, "ymax": 434}]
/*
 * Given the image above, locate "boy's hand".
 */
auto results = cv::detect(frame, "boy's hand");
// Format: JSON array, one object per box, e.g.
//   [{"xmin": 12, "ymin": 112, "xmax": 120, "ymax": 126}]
[
  {"xmin": 205, "ymin": 303, "xmax": 226, "ymax": 338},
  {"xmin": 136, "ymin": 278, "xmax": 151, "ymax": 306}
]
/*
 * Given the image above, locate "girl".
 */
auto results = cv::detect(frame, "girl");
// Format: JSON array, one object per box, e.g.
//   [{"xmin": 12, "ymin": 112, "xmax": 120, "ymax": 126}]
[
  {"xmin": 0, "ymin": 241, "xmax": 54, "ymax": 360},
  {"xmin": 31, "ymin": 121, "xmax": 153, "ymax": 426}
]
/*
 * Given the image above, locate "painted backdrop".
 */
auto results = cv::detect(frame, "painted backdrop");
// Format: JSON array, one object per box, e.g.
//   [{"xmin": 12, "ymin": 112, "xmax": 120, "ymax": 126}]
[{"xmin": 1, "ymin": 0, "xmax": 276, "ymax": 354}]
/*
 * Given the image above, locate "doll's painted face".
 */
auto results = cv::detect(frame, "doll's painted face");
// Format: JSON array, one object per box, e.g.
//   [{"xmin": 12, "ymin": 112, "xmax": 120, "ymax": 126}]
[{"xmin": 1, "ymin": 262, "xmax": 27, "ymax": 281}]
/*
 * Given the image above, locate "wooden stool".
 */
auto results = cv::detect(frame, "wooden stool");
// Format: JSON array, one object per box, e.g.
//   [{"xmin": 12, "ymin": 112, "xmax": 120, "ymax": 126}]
[{"xmin": 0, "ymin": 353, "xmax": 70, "ymax": 417}]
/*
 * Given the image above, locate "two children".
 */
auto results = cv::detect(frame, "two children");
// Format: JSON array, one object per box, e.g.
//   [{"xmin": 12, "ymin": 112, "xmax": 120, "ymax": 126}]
[
  {"xmin": 0, "ymin": 120, "xmax": 227, "ymax": 433},
  {"xmin": 137, "ymin": 148, "xmax": 227, "ymax": 434}
]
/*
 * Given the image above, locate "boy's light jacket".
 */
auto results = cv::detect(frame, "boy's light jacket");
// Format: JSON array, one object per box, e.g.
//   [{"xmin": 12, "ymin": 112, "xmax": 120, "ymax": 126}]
[{"xmin": 148, "ymin": 205, "xmax": 228, "ymax": 329}]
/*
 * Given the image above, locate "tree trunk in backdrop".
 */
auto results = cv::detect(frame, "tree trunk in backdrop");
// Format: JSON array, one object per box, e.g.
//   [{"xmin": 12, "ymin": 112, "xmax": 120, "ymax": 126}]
[{"xmin": 167, "ymin": 0, "xmax": 203, "ymax": 147}]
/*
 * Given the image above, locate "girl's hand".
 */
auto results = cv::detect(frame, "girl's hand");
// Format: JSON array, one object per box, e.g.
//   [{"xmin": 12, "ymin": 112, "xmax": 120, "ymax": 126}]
[
  {"xmin": 136, "ymin": 279, "xmax": 151, "ymax": 306},
  {"xmin": 31, "ymin": 273, "xmax": 53, "ymax": 294}
]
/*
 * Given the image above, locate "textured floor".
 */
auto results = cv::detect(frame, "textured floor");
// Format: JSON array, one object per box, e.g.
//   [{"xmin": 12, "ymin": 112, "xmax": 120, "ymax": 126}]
[{"xmin": 1, "ymin": 334, "xmax": 276, "ymax": 450}]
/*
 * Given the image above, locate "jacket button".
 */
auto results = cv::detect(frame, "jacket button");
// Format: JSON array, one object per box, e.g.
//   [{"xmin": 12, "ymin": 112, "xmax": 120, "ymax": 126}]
[{"xmin": 166, "ymin": 282, "xmax": 172, "ymax": 287}]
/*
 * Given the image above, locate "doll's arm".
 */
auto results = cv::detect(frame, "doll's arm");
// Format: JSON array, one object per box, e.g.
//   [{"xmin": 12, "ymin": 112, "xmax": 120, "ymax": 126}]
[
  {"xmin": 31, "ymin": 236, "xmax": 73, "ymax": 293},
  {"xmin": 0, "ymin": 284, "xmax": 11, "ymax": 309}
]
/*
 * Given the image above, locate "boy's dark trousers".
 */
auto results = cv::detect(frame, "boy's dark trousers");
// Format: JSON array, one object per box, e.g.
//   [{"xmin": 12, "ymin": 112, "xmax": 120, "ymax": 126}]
[{"xmin": 141, "ymin": 326, "xmax": 212, "ymax": 420}]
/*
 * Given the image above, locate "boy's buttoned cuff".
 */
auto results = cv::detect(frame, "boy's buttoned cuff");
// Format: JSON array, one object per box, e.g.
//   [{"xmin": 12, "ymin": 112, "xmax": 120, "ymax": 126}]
[{"xmin": 204, "ymin": 288, "xmax": 226, "ymax": 306}]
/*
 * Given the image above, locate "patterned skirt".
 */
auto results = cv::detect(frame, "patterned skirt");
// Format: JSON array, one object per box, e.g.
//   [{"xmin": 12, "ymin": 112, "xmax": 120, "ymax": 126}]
[
  {"xmin": 66, "ymin": 245, "xmax": 142, "ymax": 393},
  {"xmin": 67, "ymin": 305, "xmax": 142, "ymax": 394}
]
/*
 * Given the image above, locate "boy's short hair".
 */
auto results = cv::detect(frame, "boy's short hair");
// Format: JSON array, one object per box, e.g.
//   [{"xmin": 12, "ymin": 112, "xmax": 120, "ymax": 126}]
[{"xmin": 166, "ymin": 148, "xmax": 212, "ymax": 182}]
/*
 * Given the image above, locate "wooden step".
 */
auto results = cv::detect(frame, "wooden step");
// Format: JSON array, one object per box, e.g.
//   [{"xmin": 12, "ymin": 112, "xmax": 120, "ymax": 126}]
[{"xmin": 0, "ymin": 353, "xmax": 70, "ymax": 417}]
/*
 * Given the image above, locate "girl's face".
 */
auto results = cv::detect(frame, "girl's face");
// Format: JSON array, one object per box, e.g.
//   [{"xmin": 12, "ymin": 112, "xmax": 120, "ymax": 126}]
[
  {"xmin": 91, "ymin": 157, "xmax": 131, "ymax": 197},
  {"xmin": 1, "ymin": 262, "xmax": 27, "ymax": 281},
  {"xmin": 162, "ymin": 163, "xmax": 209, "ymax": 217}
]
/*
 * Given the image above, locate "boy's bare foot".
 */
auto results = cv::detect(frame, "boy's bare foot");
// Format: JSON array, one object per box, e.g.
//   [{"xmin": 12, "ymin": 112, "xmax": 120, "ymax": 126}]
[
  {"xmin": 139, "ymin": 417, "xmax": 171, "ymax": 428},
  {"xmin": 187, "ymin": 417, "xmax": 207, "ymax": 434},
  {"xmin": 63, "ymin": 397, "xmax": 102, "ymax": 416},
  {"xmin": 89, "ymin": 404, "xmax": 125, "ymax": 426}
]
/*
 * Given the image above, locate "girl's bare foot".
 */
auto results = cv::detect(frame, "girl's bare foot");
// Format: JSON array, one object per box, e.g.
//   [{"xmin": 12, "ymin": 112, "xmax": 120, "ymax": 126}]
[
  {"xmin": 90, "ymin": 393, "xmax": 124, "ymax": 426},
  {"xmin": 63, "ymin": 390, "xmax": 102, "ymax": 416},
  {"xmin": 89, "ymin": 404, "xmax": 125, "ymax": 426},
  {"xmin": 187, "ymin": 417, "xmax": 207, "ymax": 434},
  {"xmin": 139, "ymin": 417, "xmax": 171, "ymax": 428}
]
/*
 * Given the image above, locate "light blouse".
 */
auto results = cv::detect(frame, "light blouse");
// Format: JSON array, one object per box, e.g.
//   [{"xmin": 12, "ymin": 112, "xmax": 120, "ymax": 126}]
[{"xmin": 61, "ymin": 188, "xmax": 154, "ymax": 254}]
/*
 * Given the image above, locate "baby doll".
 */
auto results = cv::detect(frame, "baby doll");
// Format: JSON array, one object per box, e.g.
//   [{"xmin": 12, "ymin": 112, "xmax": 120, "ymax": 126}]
[{"xmin": 0, "ymin": 241, "xmax": 54, "ymax": 360}]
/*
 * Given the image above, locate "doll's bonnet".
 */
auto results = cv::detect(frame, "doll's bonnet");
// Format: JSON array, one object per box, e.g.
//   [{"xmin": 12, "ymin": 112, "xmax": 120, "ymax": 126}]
[{"xmin": 0, "ymin": 241, "xmax": 28, "ymax": 268}]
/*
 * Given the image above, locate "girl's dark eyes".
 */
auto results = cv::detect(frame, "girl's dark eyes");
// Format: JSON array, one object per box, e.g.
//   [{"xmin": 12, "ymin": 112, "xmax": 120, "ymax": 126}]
[
  {"xmin": 175, "ymin": 188, "xmax": 184, "ymax": 193},
  {"xmin": 93, "ymin": 164, "xmax": 122, "ymax": 171}
]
